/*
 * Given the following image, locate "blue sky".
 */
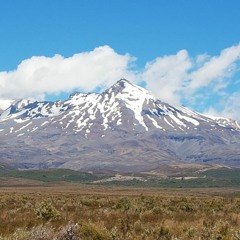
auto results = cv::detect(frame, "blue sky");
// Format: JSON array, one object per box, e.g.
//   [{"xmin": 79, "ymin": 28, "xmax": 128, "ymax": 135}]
[{"xmin": 0, "ymin": 0, "xmax": 240, "ymax": 120}]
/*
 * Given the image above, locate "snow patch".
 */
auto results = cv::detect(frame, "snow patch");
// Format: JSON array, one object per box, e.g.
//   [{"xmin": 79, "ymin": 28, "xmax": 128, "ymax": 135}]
[
  {"xmin": 41, "ymin": 121, "xmax": 49, "ymax": 126},
  {"xmin": 17, "ymin": 133, "xmax": 25, "ymax": 137},
  {"xmin": 146, "ymin": 115, "xmax": 162, "ymax": 129},
  {"xmin": 15, "ymin": 122, "xmax": 32, "ymax": 133}
]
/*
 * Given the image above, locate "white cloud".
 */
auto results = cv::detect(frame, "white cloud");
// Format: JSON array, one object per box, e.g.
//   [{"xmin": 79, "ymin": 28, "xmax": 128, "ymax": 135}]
[
  {"xmin": 222, "ymin": 92, "xmax": 240, "ymax": 120},
  {"xmin": 142, "ymin": 50, "xmax": 192, "ymax": 105},
  {"xmin": 0, "ymin": 46, "xmax": 136, "ymax": 100},
  {"xmin": 204, "ymin": 92, "xmax": 240, "ymax": 120},
  {"xmin": 188, "ymin": 44, "xmax": 240, "ymax": 92}
]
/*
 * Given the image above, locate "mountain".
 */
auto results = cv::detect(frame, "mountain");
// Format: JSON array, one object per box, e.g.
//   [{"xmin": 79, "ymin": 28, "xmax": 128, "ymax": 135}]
[{"xmin": 0, "ymin": 79, "xmax": 239, "ymax": 172}]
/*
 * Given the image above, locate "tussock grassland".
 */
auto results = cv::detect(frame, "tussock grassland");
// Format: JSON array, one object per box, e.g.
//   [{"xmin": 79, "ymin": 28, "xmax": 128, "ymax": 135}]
[{"xmin": 0, "ymin": 184, "xmax": 240, "ymax": 239}]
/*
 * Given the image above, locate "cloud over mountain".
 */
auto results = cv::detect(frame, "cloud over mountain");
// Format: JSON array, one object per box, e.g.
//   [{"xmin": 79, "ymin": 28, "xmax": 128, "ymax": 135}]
[
  {"xmin": 0, "ymin": 44, "xmax": 239, "ymax": 119},
  {"xmin": 0, "ymin": 46, "xmax": 136, "ymax": 100}
]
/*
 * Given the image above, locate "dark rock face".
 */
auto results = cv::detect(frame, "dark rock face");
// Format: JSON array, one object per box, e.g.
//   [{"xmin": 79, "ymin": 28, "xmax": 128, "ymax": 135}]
[{"xmin": 0, "ymin": 79, "xmax": 239, "ymax": 171}]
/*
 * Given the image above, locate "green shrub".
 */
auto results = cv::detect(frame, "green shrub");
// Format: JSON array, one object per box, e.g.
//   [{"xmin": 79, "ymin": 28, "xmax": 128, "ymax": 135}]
[
  {"xmin": 35, "ymin": 201, "xmax": 60, "ymax": 221},
  {"xmin": 115, "ymin": 197, "xmax": 131, "ymax": 211}
]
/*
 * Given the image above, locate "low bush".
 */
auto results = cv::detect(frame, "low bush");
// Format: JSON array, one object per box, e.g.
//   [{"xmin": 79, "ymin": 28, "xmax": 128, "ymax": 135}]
[
  {"xmin": 0, "ymin": 190, "xmax": 239, "ymax": 239},
  {"xmin": 35, "ymin": 201, "xmax": 60, "ymax": 221}
]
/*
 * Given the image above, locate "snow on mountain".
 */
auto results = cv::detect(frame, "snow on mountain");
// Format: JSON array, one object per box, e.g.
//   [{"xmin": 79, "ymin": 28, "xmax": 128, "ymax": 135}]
[
  {"xmin": 0, "ymin": 99, "xmax": 15, "ymax": 113},
  {"xmin": 0, "ymin": 79, "xmax": 239, "ymax": 171}
]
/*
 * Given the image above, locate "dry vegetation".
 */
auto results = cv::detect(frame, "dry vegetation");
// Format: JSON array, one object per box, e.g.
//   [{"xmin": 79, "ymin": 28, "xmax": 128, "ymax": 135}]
[{"xmin": 0, "ymin": 184, "xmax": 240, "ymax": 239}]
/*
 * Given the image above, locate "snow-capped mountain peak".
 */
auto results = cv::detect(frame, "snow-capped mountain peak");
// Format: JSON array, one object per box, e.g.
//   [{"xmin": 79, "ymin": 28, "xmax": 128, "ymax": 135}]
[
  {"xmin": 106, "ymin": 79, "xmax": 153, "ymax": 100},
  {"xmin": 0, "ymin": 79, "xmax": 239, "ymax": 133}
]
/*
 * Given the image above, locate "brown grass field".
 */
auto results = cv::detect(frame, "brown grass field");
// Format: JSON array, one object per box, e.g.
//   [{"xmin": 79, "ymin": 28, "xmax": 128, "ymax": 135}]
[{"xmin": 0, "ymin": 178, "xmax": 240, "ymax": 239}]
